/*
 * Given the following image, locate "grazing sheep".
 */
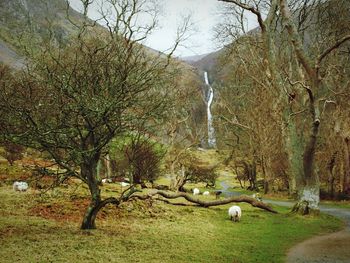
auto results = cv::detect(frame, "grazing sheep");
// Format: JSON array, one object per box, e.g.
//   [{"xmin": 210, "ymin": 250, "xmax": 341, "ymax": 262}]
[
  {"xmin": 12, "ymin": 181, "xmax": 19, "ymax": 191},
  {"xmin": 203, "ymin": 191, "xmax": 210, "ymax": 196},
  {"xmin": 228, "ymin": 205, "xmax": 242, "ymax": 222},
  {"xmin": 193, "ymin": 188, "xmax": 200, "ymax": 195},
  {"xmin": 13, "ymin": 181, "xmax": 29, "ymax": 192}
]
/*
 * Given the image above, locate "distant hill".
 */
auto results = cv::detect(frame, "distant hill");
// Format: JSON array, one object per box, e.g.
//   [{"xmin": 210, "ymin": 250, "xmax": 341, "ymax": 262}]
[
  {"xmin": 187, "ymin": 50, "xmax": 223, "ymax": 72},
  {"xmin": 184, "ymin": 25, "xmax": 260, "ymax": 83},
  {"xmin": 0, "ymin": 0, "xmax": 180, "ymax": 67},
  {"xmin": 0, "ymin": 0, "xmax": 94, "ymax": 67},
  {"xmin": 188, "ymin": 0, "xmax": 350, "ymax": 85},
  {"xmin": 180, "ymin": 53, "xmax": 214, "ymax": 63},
  {"xmin": 0, "ymin": 0, "xmax": 84, "ymax": 44},
  {"xmin": 0, "ymin": 39, "xmax": 24, "ymax": 69},
  {"xmin": 0, "ymin": 0, "xmax": 207, "ymax": 146}
]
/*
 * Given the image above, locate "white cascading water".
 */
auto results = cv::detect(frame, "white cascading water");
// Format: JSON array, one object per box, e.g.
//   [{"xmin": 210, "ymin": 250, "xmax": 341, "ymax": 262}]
[{"xmin": 204, "ymin": 71, "xmax": 216, "ymax": 148}]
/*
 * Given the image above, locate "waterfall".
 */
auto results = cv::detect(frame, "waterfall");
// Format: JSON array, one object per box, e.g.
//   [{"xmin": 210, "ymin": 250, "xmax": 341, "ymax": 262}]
[{"xmin": 204, "ymin": 71, "xmax": 216, "ymax": 148}]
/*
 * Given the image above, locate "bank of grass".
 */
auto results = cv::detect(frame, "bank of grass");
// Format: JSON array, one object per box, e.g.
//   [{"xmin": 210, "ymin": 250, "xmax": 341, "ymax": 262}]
[
  {"xmin": 0, "ymin": 183, "xmax": 343, "ymax": 263},
  {"xmin": 320, "ymin": 200, "xmax": 350, "ymax": 209}
]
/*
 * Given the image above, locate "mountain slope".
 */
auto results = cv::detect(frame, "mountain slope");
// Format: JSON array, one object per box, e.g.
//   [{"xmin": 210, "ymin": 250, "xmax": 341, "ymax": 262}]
[
  {"xmin": 0, "ymin": 0, "xmax": 84, "ymax": 45},
  {"xmin": 0, "ymin": 0, "xmax": 89, "ymax": 67},
  {"xmin": 188, "ymin": 0, "xmax": 350, "ymax": 85},
  {"xmin": 0, "ymin": 39, "xmax": 24, "ymax": 69}
]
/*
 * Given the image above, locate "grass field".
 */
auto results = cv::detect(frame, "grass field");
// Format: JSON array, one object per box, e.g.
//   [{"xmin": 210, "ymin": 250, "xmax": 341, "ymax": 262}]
[{"xmin": 0, "ymin": 181, "xmax": 343, "ymax": 263}]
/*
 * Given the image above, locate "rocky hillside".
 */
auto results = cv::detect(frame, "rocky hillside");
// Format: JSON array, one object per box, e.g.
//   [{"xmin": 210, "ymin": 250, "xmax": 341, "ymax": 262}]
[
  {"xmin": 0, "ymin": 39, "xmax": 24, "ymax": 69},
  {"xmin": 0, "ymin": 0, "xmax": 88, "ymax": 67}
]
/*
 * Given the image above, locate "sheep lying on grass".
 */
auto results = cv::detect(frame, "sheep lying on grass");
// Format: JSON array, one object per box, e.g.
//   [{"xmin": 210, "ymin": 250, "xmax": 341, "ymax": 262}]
[
  {"xmin": 203, "ymin": 191, "xmax": 210, "ymax": 196},
  {"xmin": 228, "ymin": 205, "xmax": 242, "ymax": 222},
  {"xmin": 13, "ymin": 181, "xmax": 29, "ymax": 192},
  {"xmin": 102, "ymin": 178, "xmax": 113, "ymax": 184},
  {"xmin": 120, "ymin": 182, "xmax": 130, "ymax": 187},
  {"xmin": 193, "ymin": 188, "xmax": 200, "ymax": 195}
]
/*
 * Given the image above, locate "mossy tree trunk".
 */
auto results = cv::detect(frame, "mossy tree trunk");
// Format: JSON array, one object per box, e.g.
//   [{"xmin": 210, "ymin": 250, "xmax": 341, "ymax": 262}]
[
  {"xmin": 343, "ymin": 137, "xmax": 350, "ymax": 194},
  {"xmin": 287, "ymin": 118, "xmax": 320, "ymax": 214},
  {"xmin": 80, "ymin": 154, "xmax": 121, "ymax": 230},
  {"xmin": 81, "ymin": 155, "xmax": 102, "ymax": 230},
  {"xmin": 327, "ymin": 151, "xmax": 337, "ymax": 198},
  {"xmin": 279, "ymin": 0, "xmax": 322, "ymax": 215}
]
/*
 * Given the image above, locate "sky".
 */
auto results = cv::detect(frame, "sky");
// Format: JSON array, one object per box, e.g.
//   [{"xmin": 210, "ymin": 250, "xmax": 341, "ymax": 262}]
[
  {"xmin": 68, "ymin": 0, "xmax": 257, "ymax": 57},
  {"xmin": 145, "ymin": 0, "xmax": 222, "ymax": 57}
]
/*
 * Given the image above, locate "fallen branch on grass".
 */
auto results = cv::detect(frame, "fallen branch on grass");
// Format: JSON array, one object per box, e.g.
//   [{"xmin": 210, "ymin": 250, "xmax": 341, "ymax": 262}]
[{"xmin": 132, "ymin": 190, "xmax": 277, "ymax": 213}]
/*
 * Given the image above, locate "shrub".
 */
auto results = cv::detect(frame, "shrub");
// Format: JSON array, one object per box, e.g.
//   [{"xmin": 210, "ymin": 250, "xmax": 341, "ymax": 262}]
[
  {"xmin": 110, "ymin": 135, "xmax": 165, "ymax": 187},
  {"xmin": 1, "ymin": 142, "xmax": 25, "ymax": 166}
]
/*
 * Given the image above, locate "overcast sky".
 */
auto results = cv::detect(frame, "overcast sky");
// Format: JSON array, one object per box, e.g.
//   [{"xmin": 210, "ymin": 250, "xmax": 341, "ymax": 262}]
[{"xmin": 68, "ymin": 0, "xmax": 257, "ymax": 57}]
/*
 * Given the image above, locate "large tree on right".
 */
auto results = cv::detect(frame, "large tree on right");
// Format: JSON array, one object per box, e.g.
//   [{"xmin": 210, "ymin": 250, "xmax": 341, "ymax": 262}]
[{"xmin": 219, "ymin": 0, "xmax": 350, "ymax": 214}]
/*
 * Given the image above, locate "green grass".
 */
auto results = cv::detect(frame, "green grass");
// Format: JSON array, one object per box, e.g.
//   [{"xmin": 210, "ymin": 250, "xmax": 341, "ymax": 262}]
[
  {"xmin": 320, "ymin": 200, "xmax": 350, "ymax": 209},
  {"xmin": 0, "ymin": 182, "xmax": 343, "ymax": 263}
]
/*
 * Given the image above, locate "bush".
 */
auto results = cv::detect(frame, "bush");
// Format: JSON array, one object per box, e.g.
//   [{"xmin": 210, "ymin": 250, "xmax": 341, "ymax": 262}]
[
  {"xmin": 172, "ymin": 151, "xmax": 218, "ymax": 191},
  {"xmin": 185, "ymin": 163, "xmax": 218, "ymax": 187},
  {"xmin": 1, "ymin": 142, "xmax": 25, "ymax": 165},
  {"xmin": 110, "ymin": 135, "xmax": 165, "ymax": 187}
]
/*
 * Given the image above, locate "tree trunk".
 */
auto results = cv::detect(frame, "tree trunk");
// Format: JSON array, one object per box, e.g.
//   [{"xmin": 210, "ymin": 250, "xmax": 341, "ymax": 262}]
[
  {"xmin": 80, "ymin": 155, "xmax": 102, "ymax": 230},
  {"xmin": 343, "ymin": 137, "xmax": 350, "ymax": 194},
  {"xmin": 261, "ymin": 155, "xmax": 270, "ymax": 194},
  {"xmin": 327, "ymin": 152, "xmax": 336, "ymax": 198},
  {"xmin": 285, "ymin": 119, "xmax": 303, "ymax": 199},
  {"xmin": 81, "ymin": 197, "xmax": 120, "ymax": 230},
  {"xmin": 292, "ymin": 185, "xmax": 320, "ymax": 215},
  {"xmin": 81, "ymin": 197, "xmax": 101, "ymax": 230},
  {"xmin": 133, "ymin": 190, "xmax": 277, "ymax": 213},
  {"xmin": 278, "ymin": 0, "xmax": 323, "ymax": 215},
  {"xmin": 264, "ymin": 181, "xmax": 269, "ymax": 194},
  {"xmin": 101, "ymin": 153, "xmax": 112, "ymax": 179},
  {"xmin": 328, "ymin": 173, "xmax": 335, "ymax": 199},
  {"xmin": 292, "ymin": 121, "xmax": 320, "ymax": 215},
  {"xmin": 174, "ymin": 165, "xmax": 187, "ymax": 192}
]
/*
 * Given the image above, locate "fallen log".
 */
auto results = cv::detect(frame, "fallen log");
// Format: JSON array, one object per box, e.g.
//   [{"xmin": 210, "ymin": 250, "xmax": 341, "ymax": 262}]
[{"xmin": 132, "ymin": 190, "xmax": 277, "ymax": 213}]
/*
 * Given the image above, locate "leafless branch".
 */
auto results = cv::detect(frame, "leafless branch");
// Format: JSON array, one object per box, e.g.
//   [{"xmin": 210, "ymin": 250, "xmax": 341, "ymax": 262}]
[
  {"xmin": 316, "ymin": 35, "xmax": 350, "ymax": 70},
  {"xmin": 219, "ymin": 0, "xmax": 266, "ymax": 32}
]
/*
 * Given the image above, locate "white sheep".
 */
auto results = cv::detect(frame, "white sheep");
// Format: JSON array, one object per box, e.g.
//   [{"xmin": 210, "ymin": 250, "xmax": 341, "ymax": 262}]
[
  {"xmin": 203, "ymin": 191, "xmax": 210, "ymax": 196},
  {"xmin": 102, "ymin": 178, "xmax": 112, "ymax": 184},
  {"xmin": 228, "ymin": 205, "xmax": 242, "ymax": 222},
  {"xmin": 13, "ymin": 181, "xmax": 29, "ymax": 192},
  {"xmin": 121, "ymin": 182, "xmax": 130, "ymax": 187},
  {"xmin": 193, "ymin": 188, "xmax": 200, "ymax": 195}
]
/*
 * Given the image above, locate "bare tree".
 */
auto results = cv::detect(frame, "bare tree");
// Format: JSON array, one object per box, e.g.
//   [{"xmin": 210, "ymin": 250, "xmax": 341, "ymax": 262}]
[
  {"xmin": 217, "ymin": 0, "xmax": 350, "ymax": 214},
  {"xmin": 0, "ymin": 0, "xmax": 185, "ymax": 229}
]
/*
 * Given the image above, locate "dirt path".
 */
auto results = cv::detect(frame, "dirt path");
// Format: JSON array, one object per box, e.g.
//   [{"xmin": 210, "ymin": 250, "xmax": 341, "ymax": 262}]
[
  {"xmin": 252, "ymin": 199, "xmax": 350, "ymax": 262},
  {"xmin": 243, "ymin": 195, "xmax": 350, "ymax": 262},
  {"xmin": 286, "ymin": 207, "xmax": 350, "ymax": 263}
]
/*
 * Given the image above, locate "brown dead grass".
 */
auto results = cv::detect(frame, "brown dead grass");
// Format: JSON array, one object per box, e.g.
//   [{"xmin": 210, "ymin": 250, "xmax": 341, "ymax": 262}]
[
  {"xmin": 19, "ymin": 157, "xmax": 55, "ymax": 168},
  {"xmin": 28, "ymin": 194, "xmax": 157, "ymax": 223},
  {"xmin": 29, "ymin": 198, "xmax": 90, "ymax": 223}
]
